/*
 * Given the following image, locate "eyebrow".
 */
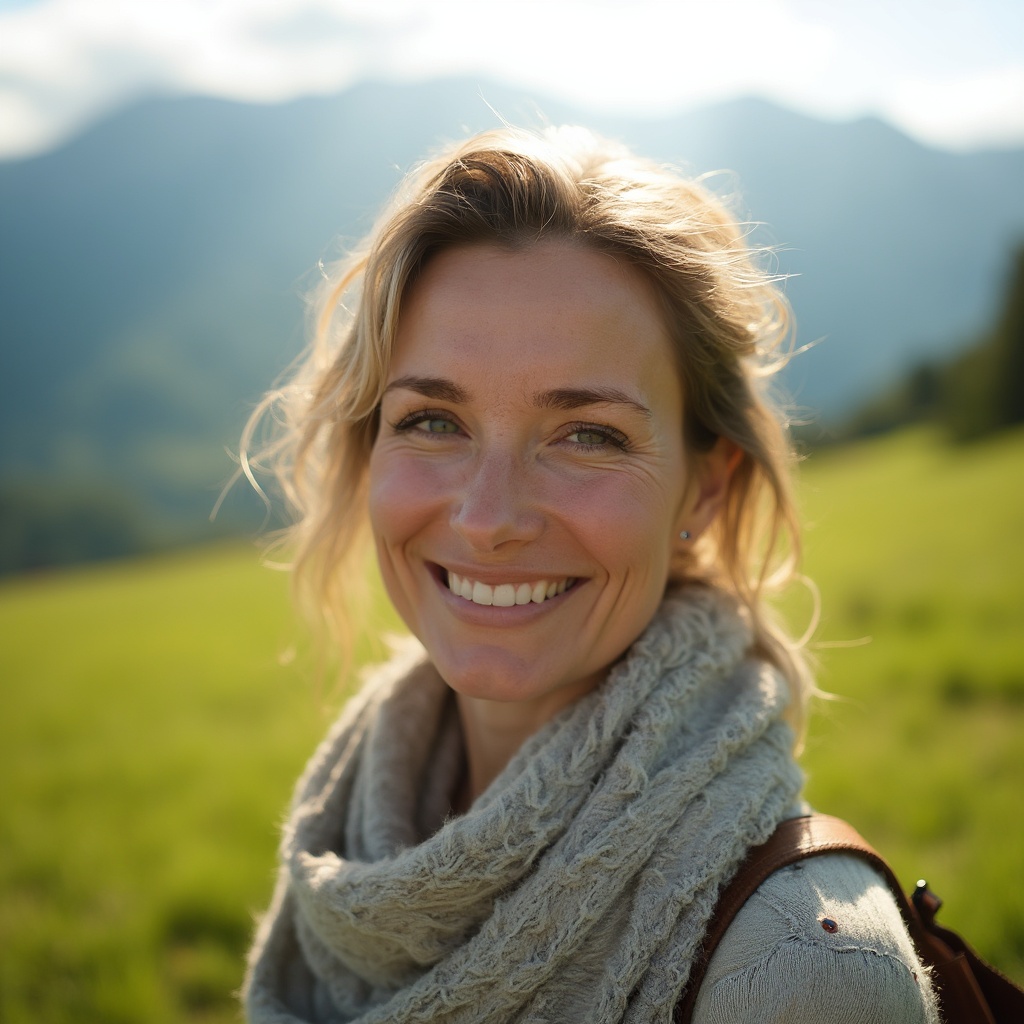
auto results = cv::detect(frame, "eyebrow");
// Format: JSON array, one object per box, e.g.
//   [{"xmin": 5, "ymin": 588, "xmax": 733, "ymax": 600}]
[
  {"xmin": 383, "ymin": 375, "xmax": 651, "ymax": 418},
  {"xmin": 534, "ymin": 386, "xmax": 652, "ymax": 418},
  {"xmin": 384, "ymin": 375, "xmax": 469, "ymax": 403}
]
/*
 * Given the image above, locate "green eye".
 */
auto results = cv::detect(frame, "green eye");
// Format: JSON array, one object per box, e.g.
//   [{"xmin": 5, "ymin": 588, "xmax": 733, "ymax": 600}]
[
  {"xmin": 570, "ymin": 430, "xmax": 609, "ymax": 446},
  {"xmin": 564, "ymin": 423, "xmax": 630, "ymax": 451},
  {"xmin": 421, "ymin": 418, "xmax": 458, "ymax": 433}
]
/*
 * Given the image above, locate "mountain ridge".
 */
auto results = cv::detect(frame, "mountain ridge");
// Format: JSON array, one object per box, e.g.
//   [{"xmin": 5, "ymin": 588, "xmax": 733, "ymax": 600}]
[{"xmin": 2, "ymin": 77, "xmax": 1022, "ymax": 555}]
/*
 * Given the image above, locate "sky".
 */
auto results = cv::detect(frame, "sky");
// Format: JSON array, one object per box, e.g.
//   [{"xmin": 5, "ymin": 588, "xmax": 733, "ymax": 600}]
[{"xmin": 1, "ymin": 0, "xmax": 1022, "ymax": 160}]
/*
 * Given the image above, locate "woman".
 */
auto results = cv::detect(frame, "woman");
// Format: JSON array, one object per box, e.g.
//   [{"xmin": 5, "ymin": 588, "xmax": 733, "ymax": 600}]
[{"xmin": 242, "ymin": 126, "xmax": 938, "ymax": 1022}]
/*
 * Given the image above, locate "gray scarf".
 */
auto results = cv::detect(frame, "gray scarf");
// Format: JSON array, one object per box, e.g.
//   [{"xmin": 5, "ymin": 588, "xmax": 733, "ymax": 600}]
[{"xmin": 244, "ymin": 585, "xmax": 803, "ymax": 1023}]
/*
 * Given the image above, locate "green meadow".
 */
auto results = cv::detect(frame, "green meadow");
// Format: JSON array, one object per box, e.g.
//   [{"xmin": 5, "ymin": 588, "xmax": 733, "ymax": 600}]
[{"xmin": 2, "ymin": 426, "xmax": 1022, "ymax": 1022}]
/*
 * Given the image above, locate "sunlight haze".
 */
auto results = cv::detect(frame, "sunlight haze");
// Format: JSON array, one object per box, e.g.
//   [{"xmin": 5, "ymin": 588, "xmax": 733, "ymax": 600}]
[{"xmin": 0, "ymin": 0, "xmax": 1021, "ymax": 158}]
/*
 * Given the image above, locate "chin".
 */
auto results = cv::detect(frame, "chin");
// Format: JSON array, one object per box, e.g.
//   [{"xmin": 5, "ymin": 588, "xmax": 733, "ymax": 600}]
[
  {"xmin": 434, "ymin": 649, "xmax": 542, "ymax": 701},
  {"xmin": 432, "ymin": 646, "xmax": 606, "ymax": 716}
]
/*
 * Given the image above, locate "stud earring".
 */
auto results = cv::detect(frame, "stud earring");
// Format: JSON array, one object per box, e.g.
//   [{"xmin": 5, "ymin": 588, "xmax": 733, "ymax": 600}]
[{"xmin": 679, "ymin": 530, "xmax": 691, "ymax": 540}]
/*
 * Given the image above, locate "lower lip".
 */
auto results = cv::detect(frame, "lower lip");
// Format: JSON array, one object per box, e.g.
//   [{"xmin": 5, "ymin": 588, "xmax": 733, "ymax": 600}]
[{"xmin": 432, "ymin": 572, "xmax": 581, "ymax": 626}]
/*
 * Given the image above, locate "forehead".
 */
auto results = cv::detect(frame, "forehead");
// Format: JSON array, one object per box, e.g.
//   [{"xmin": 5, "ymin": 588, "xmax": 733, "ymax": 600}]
[{"xmin": 391, "ymin": 241, "xmax": 680, "ymax": 402}]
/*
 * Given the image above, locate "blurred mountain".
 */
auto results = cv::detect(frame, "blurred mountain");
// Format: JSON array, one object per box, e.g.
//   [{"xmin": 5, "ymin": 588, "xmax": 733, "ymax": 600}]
[{"xmin": 1, "ymin": 78, "xmax": 1023, "ymax": 564}]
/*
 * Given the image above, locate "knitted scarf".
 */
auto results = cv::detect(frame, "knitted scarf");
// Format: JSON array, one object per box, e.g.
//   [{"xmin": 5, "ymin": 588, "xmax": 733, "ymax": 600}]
[{"xmin": 244, "ymin": 585, "xmax": 803, "ymax": 1023}]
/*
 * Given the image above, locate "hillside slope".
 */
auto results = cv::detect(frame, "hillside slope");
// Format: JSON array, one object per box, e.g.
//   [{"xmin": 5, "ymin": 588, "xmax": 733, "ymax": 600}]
[{"xmin": 2, "ymin": 427, "xmax": 1022, "ymax": 1021}]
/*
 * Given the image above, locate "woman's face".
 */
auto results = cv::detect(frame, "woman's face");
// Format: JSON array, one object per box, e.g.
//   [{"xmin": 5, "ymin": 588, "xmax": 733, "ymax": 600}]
[{"xmin": 369, "ymin": 240, "xmax": 717, "ymax": 715}]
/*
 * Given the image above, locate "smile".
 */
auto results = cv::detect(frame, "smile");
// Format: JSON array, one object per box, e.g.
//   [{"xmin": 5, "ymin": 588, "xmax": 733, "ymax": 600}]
[{"xmin": 445, "ymin": 571, "xmax": 576, "ymax": 607}]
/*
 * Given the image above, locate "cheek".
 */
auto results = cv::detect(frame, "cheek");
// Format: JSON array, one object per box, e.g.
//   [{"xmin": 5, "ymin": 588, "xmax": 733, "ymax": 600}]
[
  {"xmin": 557, "ymin": 471, "xmax": 681, "ymax": 574},
  {"xmin": 367, "ymin": 451, "xmax": 442, "ymax": 543},
  {"xmin": 367, "ymin": 453, "xmax": 443, "ymax": 634}
]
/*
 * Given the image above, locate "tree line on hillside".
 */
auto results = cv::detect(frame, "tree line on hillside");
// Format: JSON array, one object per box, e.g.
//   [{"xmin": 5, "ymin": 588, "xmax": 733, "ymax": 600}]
[
  {"xmin": 0, "ymin": 478, "xmax": 258, "ymax": 577},
  {"xmin": 827, "ymin": 243, "xmax": 1024, "ymax": 444}
]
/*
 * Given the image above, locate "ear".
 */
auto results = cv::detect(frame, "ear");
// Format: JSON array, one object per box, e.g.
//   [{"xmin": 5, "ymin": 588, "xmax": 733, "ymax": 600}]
[{"xmin": 676, "ymin": 438, "xmax": 742, "ymax": 541}]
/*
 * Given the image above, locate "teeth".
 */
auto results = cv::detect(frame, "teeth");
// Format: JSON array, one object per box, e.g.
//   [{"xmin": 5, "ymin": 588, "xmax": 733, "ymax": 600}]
[{"xmin": 447, "ymin": 571, "xmax": 574, "ymax": 607}]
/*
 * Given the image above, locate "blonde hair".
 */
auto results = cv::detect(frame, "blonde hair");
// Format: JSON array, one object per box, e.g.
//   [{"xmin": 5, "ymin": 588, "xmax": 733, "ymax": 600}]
[{"xmin": 241, "ymin": 125, "xmax": 814, "ymax": 740}]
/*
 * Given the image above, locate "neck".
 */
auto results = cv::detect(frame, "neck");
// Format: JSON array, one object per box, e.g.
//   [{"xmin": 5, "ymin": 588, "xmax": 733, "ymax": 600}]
[{"xmin": 453, "ymin": 683, "xmax": 594, "ymax": 809}]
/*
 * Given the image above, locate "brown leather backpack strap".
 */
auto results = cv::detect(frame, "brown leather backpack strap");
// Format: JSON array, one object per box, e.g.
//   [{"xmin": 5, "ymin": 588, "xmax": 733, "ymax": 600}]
[
  {"xmin": 675, "ymin": 814, "xmax": 903, "ymax": 1024},
  {"xmin": 909, "ymin": 883, "xmax": 1022, "ymax": 1024}
]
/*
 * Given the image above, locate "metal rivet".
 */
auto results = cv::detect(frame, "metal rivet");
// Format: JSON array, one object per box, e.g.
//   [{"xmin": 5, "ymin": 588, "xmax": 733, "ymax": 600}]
[{"xmin": 821, "ymin": 917, "xmax": 839, "ymax": 934}]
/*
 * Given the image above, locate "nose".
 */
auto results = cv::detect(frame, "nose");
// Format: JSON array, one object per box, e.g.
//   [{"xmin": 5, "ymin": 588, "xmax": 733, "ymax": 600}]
[{"xmin": 450, "ymin": 448, "xmax": 544, "ymax": 551}]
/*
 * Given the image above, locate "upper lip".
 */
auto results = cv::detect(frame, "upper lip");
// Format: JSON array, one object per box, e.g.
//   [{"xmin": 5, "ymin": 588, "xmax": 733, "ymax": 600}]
[{"xmin": 432, "ymin": 562, "xmax": 578, "ymax": 585}]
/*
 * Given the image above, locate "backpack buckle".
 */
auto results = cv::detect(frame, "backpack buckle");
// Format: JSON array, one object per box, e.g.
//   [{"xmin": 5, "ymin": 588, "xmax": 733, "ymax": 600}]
[{"xmin": 912, "ymin": 879, "xmax": 943, "ymax": 925}]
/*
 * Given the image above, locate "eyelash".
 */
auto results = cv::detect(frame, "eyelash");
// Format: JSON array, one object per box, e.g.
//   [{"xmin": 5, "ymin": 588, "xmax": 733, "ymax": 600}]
[
  {"xmin": 562, "ymin": 420, "xmax": 631, "ymax": 451},
  {"xmin": 389, "ymin": 410, "xmax": 631, "ymax": 452},
  {"xmin": 389, "ymin": 409, "xmax": 459, "ymax": 435}
]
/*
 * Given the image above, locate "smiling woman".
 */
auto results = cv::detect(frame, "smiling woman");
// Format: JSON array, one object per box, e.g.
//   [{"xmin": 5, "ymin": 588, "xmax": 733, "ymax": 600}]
[
  {"xmin": 371, "ymin": 242, "xmax": 708, "ymax": 798},
  {"xmin": 373, "ymin": 244, "xmax": 695, "ymax": 711},
  {"xmin": 238, "ymin": 127, "xmax": 940, "ymax": 1023}
]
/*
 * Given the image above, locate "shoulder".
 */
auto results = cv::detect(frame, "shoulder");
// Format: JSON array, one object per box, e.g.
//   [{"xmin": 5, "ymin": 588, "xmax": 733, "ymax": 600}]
[{"xmin": 692, "ymin": 852, "xmax": 941, "ymax": 1024}]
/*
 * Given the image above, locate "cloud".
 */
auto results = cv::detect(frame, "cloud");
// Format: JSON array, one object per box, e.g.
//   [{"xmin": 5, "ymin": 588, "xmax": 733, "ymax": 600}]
[
  {"xmin": 356, "ymin": 0, "xmax": 838, "ymax": 114},
  {"xmin": 0, "ymin": 0, "xmax": 380, "ymax": 156},
  {"xmin": 0, "ymin": 0, "xmax": 1021, "ymax": 159},
  {"xmin": 886, "ymin": 66, "xmax": 1024, "ymax": 151}
]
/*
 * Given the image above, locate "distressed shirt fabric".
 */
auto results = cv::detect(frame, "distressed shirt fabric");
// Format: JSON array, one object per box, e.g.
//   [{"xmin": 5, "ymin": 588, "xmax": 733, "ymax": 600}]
[{"xmin": 693, "ymin": 852, "xmax": 940, "ymax": 1024}]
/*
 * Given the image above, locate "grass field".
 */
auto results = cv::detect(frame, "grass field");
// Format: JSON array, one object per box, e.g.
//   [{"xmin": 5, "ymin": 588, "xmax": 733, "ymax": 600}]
[{"xmin": 2, "ymin": 426, "xmax": 1022, "ymax": 1021}]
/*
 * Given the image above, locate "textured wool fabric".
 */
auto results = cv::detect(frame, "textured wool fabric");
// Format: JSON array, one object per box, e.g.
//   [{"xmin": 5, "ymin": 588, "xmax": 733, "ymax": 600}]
[{"xmin": 244, "ymin": 586, "xmax": 805, "ymax": 1023}]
